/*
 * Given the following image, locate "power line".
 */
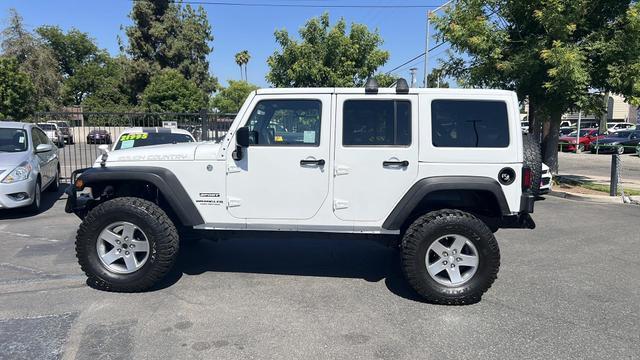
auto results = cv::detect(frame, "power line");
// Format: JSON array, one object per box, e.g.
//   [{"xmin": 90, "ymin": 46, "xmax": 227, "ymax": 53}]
[
  {"xmin": 150, "ymin": 0, "xmax": 444, "ymax": 8},
  {"xmin": 385, "ymin": 42, "xmax": 446, "ymax": 74}
]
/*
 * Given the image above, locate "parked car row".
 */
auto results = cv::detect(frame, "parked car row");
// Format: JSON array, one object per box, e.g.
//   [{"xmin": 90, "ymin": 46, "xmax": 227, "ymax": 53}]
[{"xmin": 0, "ymin": 122, "xmax": 60, "ymax": 213}]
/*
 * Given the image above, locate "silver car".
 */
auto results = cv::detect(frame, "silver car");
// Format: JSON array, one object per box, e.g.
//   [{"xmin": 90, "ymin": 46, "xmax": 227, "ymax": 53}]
[{"xmin": 0, "ymin": 122, "xmax": 60, "ymax": 212}]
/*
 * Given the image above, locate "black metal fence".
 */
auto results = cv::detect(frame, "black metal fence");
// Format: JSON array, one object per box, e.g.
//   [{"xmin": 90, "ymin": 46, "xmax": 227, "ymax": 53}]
[{"xmin": 32, "ymin": 111, "xmax": 236, "ymax": 179}]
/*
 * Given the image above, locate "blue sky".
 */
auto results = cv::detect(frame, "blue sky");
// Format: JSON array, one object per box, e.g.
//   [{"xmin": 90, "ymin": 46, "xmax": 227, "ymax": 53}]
[{"xmin": 0, "ymin": 0, "xmax": 451, "ymax": 88}]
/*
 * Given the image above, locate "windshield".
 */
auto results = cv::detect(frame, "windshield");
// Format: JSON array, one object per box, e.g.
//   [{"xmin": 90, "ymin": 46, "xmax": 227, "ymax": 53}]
[
  {"xmin": 114, "ymin": 132, "xmax": 194, "ymax": 150},
  {"xmin": 610, "ymin": 131, "xmax": 632, "ymax": 138},
  {"xmin": 0, "ymin": 128, "xmax": 28, "ymax": 152},
  {"xmin": 37, "ymin": 124, "xmax": 55, "ymax": 131},
  {"xmin": 568, "ymin": 130, "xmax": 592, "ymax": 137}
]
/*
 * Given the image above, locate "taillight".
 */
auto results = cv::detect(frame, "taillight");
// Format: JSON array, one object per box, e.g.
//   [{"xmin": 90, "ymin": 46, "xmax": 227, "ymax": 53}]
[{"xmin": 522, "ymin": 166, "xmax": 532, "ymax": 191}]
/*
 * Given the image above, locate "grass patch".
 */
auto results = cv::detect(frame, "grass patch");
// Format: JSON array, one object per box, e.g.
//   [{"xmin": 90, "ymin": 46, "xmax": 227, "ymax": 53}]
[{"xmin": 580, "ymin": 182, "xmax": 640, "ymax": 196}]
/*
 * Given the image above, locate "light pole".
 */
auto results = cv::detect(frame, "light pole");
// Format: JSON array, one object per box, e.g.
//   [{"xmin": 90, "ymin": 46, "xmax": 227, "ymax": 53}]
[
  {"xmin": 423, "ymin": 0, "xmax": 455, "ymax": 88},
  {"xmin": 409, "ymin": 67, "xmax": 418, "ymax": 88}
]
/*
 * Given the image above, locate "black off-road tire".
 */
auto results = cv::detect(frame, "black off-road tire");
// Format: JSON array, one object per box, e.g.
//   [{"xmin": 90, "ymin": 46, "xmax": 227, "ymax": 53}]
[
  {"xmin": 401, "ymin": 209, "xmax": 500, "ymax": 305},
  {"xmin": 523, "ymin": 134, "xmax": 542, "ymax": 197},
  {"xmin": 76, "ymin": 197, "xmax": 179, "ymax": 292}
]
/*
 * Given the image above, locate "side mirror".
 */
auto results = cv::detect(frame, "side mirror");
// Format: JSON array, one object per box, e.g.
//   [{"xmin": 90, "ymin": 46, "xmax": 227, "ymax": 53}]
[
  {"xmin": 236, "ymin": 126, "xmax": 250, "ymax": 147},
  {"xmin": 232, "ymin": 126, "xmax": 250, "ymax": 161},
  {"xmin": 35, "ymin": 143, "xmax": 54, "ymax": 153}
]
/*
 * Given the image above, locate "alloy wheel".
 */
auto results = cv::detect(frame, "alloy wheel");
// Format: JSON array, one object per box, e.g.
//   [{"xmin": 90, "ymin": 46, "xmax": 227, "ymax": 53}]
[
  {"xmin": 96, "ymin": 221, "xmax": 150, "ymax": 274},
  {"xmin": 425, "ymin": 234, "xmax": 479, "ymax": 286}
]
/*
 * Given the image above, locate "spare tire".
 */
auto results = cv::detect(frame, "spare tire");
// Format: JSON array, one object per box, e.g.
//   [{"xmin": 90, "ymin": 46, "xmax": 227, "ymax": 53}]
[{"xmin": 523, "ymin": 134, "xmax": 542, "ymax": 197}]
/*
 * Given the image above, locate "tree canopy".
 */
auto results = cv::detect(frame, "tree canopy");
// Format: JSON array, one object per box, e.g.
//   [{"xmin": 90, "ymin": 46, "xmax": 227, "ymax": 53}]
[
  {"xmin": 1, "ymin": 9, "xmax": 61, "ymax": 112},
  {"xmin": 433, "ymin": 0, "xmax": 640, "ymax": 170},
  {"xmin": 211, "ymin": 80, "xmax": 258, "ymax": 113},
  {"xmin": 0, "ymin": 57, "xmax": 34, "ymax": 119},
  {"xmin": 124, "ymin": 0, "xmax": 217, "ymax": 96},
  {"xmin": 267, "ymin": 13, "xmax": 389, "ymax": 87},
  {"xmin": 141, "ymin": 69, "xmax": 208, "ymax": 113},
  {"xmin": 36, "ymin": 25, "xmax": 99, "ymax": 78}
]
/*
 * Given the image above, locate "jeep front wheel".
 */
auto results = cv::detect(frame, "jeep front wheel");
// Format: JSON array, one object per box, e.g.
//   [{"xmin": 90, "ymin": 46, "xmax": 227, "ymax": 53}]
[
  {"xmin": 76, "ymin": 197, "xmax": 179, "ymax": 292},
  {"xmin": 401, "ymin": 209, "xmax": 500, "ymax": 305}
]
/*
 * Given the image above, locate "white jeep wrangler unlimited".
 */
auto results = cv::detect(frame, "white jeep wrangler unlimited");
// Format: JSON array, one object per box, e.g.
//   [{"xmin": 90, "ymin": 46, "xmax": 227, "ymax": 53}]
[{"xmin": 66, "ymin": 80, "xmax": 537, "ymax": 304}]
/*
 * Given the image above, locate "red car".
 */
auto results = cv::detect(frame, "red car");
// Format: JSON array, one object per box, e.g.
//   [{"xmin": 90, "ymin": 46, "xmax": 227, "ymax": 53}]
[{"xmin": 558, "ymin": 128, "xmax": 604, "ymax": 152}]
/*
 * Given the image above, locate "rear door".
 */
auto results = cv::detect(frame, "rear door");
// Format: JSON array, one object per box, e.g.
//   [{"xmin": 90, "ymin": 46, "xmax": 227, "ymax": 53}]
[{"xmin": 333, "ymin": 95, "xmax": 419, "ymax": 222}]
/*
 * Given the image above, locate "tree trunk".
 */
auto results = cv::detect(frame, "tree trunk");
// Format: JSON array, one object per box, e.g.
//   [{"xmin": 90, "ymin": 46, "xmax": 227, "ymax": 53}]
[
  {"xmin": 244, "ymin": 65, "xmax": 248, "ymax": 82},
  {"xmin": 599, "ymin": 91, "xmax": 610, "ymax": 134},
  {"xmin": 541, "ymin": 112, "xmax": 562, "ymax": 174},
  {"xmin": 527, "ymin": 97, "xmax": 541, "ymax": 137},
  {"xmin": 239, "ymin": 65, "xmax": 243, "ymax": 81}
]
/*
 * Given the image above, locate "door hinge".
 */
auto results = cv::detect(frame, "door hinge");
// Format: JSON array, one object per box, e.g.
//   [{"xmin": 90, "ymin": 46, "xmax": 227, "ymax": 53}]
[
  {"xmin": 334, "ymin": 165, "xmax": 350, "ymax": 176},
  {"xmin": 227, "ymin": 165, "xmax": 241, "ymax": 174},
  {"xmin": 228, "ymin": 197, "xmax": 241, "ymax": 207},
  {"xmin": 333, "ymin": 199, "xmax": 349, "ymax": 210}
]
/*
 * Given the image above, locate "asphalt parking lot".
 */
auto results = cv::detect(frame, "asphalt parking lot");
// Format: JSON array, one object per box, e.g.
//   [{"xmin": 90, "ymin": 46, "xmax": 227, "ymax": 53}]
[
  {"xmin": 558, "ymin": 151, "xmax": 640, "ymax": 181},
  {"xmin": 0, "ymin": 191, "xmax": 639, "ymax": 359}
]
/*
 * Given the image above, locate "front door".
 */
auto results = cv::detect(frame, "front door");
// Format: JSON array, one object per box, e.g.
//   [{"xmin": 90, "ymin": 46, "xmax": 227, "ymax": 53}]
[
  {"xmin": 32, "ymin": 128, "xmax": 53, "ymax": 185},
  {"xmin": 226, "ymin": 95, "xmax": 331, "ymax": 220},
  {"xmin": 333, "ymin": 95, "xmax": 419, "ymax": 222}
]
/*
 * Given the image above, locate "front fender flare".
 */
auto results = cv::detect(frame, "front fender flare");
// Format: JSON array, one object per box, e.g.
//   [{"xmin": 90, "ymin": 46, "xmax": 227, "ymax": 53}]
[{"xmin": 74, "ymin": 166, "xmax": 204, "ymax": 227}]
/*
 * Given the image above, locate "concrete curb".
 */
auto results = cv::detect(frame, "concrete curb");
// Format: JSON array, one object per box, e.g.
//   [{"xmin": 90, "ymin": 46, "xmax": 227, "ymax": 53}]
[{"xmin": 547, "ymin": 190, "xmax": 625, "ymax": 204}]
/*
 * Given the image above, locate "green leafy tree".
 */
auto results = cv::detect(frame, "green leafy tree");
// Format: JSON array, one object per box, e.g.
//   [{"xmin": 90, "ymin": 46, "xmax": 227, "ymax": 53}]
[
  {"xmin": 141, "ymin": 69, "xmax": 208, "ymax": 112},
  {"xmin": 123, "ymin": 0, "xmax": 217, "ymax": 99},
  {"xmin": 0, "ymin": 57, "xmax": 34, "ymax": 119},
  {"xmin": 211, "ymin": 80, "xmax": 258, "ymax": 113},
  {"xmin": 427, "ymin": 67, "xmax": 449, "ymax": 88},
  {"xmin": 267, "ymin": 13, "xmax": 389, "ymax": 87},
  {"xmin": 1, "ymin": 9, "xmax": 62, "ymax": 111},
  {"xmin": 35, "ymin": 25, "xmax": 99, "ymax": 77},
  {"xmin": 433, "ymin": 0, "xmax": 640, "ymax": 171},
  {"xmin": 373, "ymin": 73, "xmax": 399, "ymax": 87}
]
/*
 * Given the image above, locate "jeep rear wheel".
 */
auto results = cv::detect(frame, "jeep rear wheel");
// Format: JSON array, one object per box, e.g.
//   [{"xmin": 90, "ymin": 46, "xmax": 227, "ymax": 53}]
[
  {"xmin": 401, "ymin": 209, "xmax": 500, "ymax": 305},
  {"xmin": 76, "ymin": 197, "xmax": 179, "ymax": 292}
]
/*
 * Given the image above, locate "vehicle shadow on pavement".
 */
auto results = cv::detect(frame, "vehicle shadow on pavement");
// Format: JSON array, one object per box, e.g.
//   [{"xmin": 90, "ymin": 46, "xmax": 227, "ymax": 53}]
[
  {"xmin": 154, "ymin": 233, "xmax": 427, "ymax": 302},
  {"xmin": 0, "ymin": 187, "xmax": 65, "ymax": 220}
]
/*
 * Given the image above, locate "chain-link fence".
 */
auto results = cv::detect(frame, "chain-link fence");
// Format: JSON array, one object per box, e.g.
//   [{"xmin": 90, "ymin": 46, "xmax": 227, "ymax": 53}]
[{"xmin": 31, "ymin": 111, "xmax": 236, "ymax": 180}]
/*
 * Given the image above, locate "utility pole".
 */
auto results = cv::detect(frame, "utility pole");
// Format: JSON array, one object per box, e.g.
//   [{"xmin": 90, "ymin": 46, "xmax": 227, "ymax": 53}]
[
  {"xmin": 423, "ymin": 0, "xmax": 455, "ymax": 88},
  {"xmin": 409, "ymin": 68, "xmax": 418, "ymax": 88},
  {"xmin": 423, "ymin": 10, "xmax": 430, "ymax": 88}
]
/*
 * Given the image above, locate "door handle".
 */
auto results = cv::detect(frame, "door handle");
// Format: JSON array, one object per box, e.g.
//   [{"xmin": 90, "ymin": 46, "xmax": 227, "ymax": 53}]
[
  {"xmin": 300, "ymin": 159, "xmax": 325, "ymax": 166},
  {"xmin": 383, "ymin": 160, "xmax": 409, "ymax": 167}
]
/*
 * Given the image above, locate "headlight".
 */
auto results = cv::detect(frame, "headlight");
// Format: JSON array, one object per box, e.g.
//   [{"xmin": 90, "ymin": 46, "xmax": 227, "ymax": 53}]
[{"xmin": 2, "ymin": 162, "xmax": 32, "ymax": 183}]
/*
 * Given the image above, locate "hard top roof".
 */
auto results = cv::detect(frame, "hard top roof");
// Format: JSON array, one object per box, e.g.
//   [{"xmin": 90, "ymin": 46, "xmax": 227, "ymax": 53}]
[{"xmin": 255, "ymin": 87, "xmax": 515, "ymax": 96}]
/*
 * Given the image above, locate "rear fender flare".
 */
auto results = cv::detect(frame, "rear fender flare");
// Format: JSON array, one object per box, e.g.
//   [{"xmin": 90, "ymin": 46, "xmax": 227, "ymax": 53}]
[{"xmin": 382, "ymin": 176, "xmax": 511, "ymax": 230}]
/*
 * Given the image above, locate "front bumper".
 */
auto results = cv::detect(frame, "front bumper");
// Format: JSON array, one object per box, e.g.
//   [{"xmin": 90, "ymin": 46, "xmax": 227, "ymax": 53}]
[
  {"xmin": 64, "ymin": 168, "xmax": 93, "ymax": 217},
  {"xmin": 591, "ymin": 145, "xmax": 620, "ymax": 153},
  {"xmin": 0, "ymin": 177, "xmax": 36, "ymax": 209},
  {"xmin": 559, "ymin": 143, "xmax": 577, "ymax": 151}
]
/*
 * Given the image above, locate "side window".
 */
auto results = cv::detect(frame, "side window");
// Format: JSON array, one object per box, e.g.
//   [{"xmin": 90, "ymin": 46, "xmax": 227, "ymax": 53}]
[
  {"xmin": 431, "ymin": 100, "xmax": 510, "ymax": 148},
  {"xmin": 31, "ymin": 128, "xmax": 44, "ymax": 148},
  {"xmin": 245, "ymin": 99, "xmax": 322, "ymax": 146},
  {"xmin": 342, "ymin": 100, "xmax": 411, "ymax": 146}
]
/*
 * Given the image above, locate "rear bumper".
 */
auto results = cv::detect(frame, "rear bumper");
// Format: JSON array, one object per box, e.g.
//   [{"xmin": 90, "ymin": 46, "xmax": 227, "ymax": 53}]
[{"xmin": 497, "ymin": 192, "xmax": 536, "ymax": 229}]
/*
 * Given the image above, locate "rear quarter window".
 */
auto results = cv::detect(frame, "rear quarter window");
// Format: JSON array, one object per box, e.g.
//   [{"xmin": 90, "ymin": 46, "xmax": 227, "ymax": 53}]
[{"xmin": 431, "ymin": 100, "xmax": 510, "ymax": 148}]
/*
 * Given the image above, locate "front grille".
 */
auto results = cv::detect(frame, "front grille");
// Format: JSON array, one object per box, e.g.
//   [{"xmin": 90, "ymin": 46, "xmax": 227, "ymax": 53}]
[{"xmin": 541, "ymin": 178, "xmax": 551, "ymax": 185}]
